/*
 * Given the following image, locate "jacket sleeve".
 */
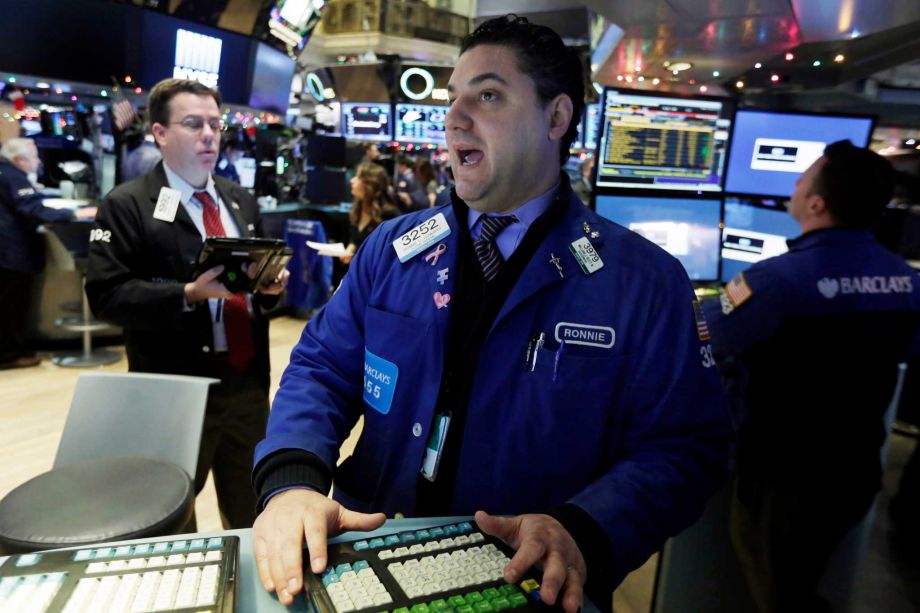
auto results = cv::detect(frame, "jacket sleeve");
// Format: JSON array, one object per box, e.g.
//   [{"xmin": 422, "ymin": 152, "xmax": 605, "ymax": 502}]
[
  {"xmin": 2, "ymin": 174, "xmax": 74, "ymax": 224},
  {"xmin": 254, "ymin": 226, "xmax": 381, "ymax": 475},
  {"xmin": 85, "ymin": 190, "xmax": 196, "ymax": 330},
  {"xmin": 569, "ymin": 256, "xmax": 733, "ymax": 586}
]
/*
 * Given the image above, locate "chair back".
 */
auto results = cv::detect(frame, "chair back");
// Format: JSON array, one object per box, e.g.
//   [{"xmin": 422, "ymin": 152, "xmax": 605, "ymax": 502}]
[{"xmin": 54, "ymin": 372, "xmax": 218, "ymax": 478}]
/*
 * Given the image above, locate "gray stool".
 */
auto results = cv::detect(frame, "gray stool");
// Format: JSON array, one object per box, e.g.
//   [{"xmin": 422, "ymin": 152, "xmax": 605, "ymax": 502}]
[{"xmin": 0, "ymin": 457, "xmax": 193, "ymax": 554}]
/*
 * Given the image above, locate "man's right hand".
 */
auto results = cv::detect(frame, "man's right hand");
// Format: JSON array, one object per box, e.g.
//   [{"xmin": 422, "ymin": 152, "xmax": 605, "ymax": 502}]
[
  {"xmin": 252, "ymin": 489, "xmax": 386, "ymax": 606},
  {"xmin": 183, "ymin": 265, "xmax": 232, "ymax": 303}
]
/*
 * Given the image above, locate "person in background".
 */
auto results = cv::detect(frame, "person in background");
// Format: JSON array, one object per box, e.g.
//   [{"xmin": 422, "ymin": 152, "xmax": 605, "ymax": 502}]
[
  {"xmin": 415, "ymin": 158, "xmax": 440, "ymax": 208},
  {"xmin": 0, "ymin": 138, "xmax": 95, "ymax": 369},
  {"xmin": 395, "ymin": 156, "xmax": 428, "ymax": 212},
  {"xmin": 251, "ymin": 15, "xmax": 731, "ymax": 611},
  {"xmin": 121, "ymin": 113, "xmax": 162, "ymax": 183},
  {"xmin": 573, "ymin": 155, "xmax": 594, "ymax": 205},
  {"xmin": 341, "ymin": 162, "xmax": 397, "ymax": 265},
  {"xmin": 702, "ymin": 140, "xmax": 920, "ymax": 613},
  {"xmin": 214, "ymin": 138, "xmax": 242, "ymax": 184},
  {"xmin": 86, "ymin": 78, "xmax": 288, "ymax": 529}
]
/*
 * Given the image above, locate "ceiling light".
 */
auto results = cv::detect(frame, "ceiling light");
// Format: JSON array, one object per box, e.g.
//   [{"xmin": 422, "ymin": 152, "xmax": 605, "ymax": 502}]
[
  {"xmin": 663, "ymin": 61, "xmax": 671, "ymax": 68},
  {"xmin": 36, "ymin": 82, "xmax": 50, "ymax": 89},
  {"xmin": 616, "ymin": 75, "xmax": 624, "ymax": 81},
  {"xmin": 625, "ymin": 75, "xmax": 633, "ymax": 83},
  {"xmin": 652, "ymin": 78, "xmax": 660, "ymax": 85},
  {"xmin": 712, "ymin": 71, "xmax": 720, "ymax": 77},
  {"xmin": 784, "ymin": 52, "xmax": 794, "ymax": 61},
  {"xmin": 699, "ymin": 85, "xmax": 708, "ymax": 93},
  {"xmin": 637, "ymin": 76, "xmax": 645, "ymax": 82},
  {"xmin": 754, "ymin": 62, "xmax": 762, "ymax": 69},
  {"xmin": 813, "ymin": 60, "xmax": 821, "ymax": 67},
  {"xmin": 849, "ymin": 29, "xmax": 860, "ymax": 39},
  {"xmin": 834, "ymin": 54, "xmax": 845, "ymax": 63},
  {"xmin": 668, "ymin": 61, "xmax": 692, "ymax": 72},
  {"xmin": 906, "ymin": 139, "xmax": 916, "ymax": 146},
  {"xmin": 770, "ymin": 74, "xmax": 781, "ymax": 83},
  {"xmin": 735, "ymin": 81, "xmax": 744, "ymax": 88}
]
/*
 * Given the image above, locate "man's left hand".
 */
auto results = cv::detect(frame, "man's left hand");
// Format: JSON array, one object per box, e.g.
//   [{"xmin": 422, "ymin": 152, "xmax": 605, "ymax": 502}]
[
  {"xmin": 475, "ymin": 511, "xmax": 586, "ymax": 613},
  {"xmin": 258, "ymin": 269, "xmax": 290, "ymax": 295}
]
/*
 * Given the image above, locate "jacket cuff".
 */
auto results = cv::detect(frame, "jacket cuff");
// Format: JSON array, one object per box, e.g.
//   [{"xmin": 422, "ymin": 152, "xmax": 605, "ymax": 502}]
[
  {"xmin": 547, "ymin": 503, "xmax": 615, "ymax": 612},
  {"xmin": 252, "ymin": 449, "xmax": 332, "ymax": 510}
]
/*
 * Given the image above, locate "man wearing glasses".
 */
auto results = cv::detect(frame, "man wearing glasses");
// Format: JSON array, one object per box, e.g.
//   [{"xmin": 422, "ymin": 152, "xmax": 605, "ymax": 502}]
[{"xmin": 86, "ymin": 78, "xmax": 288, "ymax": 529}]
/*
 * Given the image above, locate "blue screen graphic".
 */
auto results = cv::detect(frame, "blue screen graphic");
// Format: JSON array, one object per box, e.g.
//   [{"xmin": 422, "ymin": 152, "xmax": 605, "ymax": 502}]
[
  {"xmin": 342, "ymin": 103, "xmax": 392, "ymax": 142},
  {"xmin": 595, "ymin": 195, "xmax": 721, "ymax": 280},
  {"xmin": 395, "ymin": 104, "xmax": 446, "ymax": 145},
  {"xmin": 725, "ymin": 110, "xmax": 873, "ymax": 197},
  {"xmin": 720, "ymin": 199, "xmax": 801, "ymax": 281},
  {"xmin": 584, "ymin": 103, "xmax": 600, "ymax": 150}
]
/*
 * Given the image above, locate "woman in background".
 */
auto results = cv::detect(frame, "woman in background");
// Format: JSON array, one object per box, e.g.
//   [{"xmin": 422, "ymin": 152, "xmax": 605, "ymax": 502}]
[
  {"xmin": 415, "ymin": 159, "xmax": 440, "ymax": 208},
  {"xmin": 342, "ymin": 162, "xmax": 396, "ymax": 265}
]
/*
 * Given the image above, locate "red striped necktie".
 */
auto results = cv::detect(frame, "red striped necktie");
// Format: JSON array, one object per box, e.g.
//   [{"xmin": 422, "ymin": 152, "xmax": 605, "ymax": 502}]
[{"xmin": 195, "ymin": 190, "xmax": 255, "ymax": 372}]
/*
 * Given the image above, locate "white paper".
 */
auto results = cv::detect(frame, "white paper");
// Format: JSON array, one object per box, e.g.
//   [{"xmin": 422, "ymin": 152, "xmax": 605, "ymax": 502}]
[
  {"xmin": 42, "ymin": 198, "xmax": 85, "ymax": 210},
  {"xmin": 307, "ymin": 241, "xmax": 350, "ymax": 257}
]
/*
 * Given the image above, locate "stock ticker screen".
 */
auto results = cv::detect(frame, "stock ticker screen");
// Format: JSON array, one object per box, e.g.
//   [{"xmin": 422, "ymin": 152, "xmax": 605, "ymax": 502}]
[
  {"xmin": 341, "ymin": 103, "xmax": 392, "ymax": 142},
  {"xmin": 595, "ymin": 90, "xmax": 732, "ymax": 192},
  {"xmin": 395, "ymin": 103, "xmax": 447, "ymax": 145}
]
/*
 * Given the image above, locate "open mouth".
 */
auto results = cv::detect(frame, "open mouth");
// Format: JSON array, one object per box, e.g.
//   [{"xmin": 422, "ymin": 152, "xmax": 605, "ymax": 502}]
[{"xmin": 457, "ymin": 147, "xmax": 484, "ymax": 166}]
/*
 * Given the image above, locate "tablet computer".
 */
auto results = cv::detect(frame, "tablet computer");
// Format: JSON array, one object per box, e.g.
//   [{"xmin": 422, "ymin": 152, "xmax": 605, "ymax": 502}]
[{"xmin": 194, "ymin": 237, "xmax": 292, "ymax": 293}]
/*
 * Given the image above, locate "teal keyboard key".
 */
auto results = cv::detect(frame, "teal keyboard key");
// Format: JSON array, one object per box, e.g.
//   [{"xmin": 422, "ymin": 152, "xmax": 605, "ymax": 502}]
[
  {"xmin": 368, "ymin": 538, "xmax": 385, "ymax": 548},
  {"xmin": 416, "ymin": 529, "xmax": 431, "ymax": 540},
  {"xmin": 353, "ymin": 540, "xmax": 370, "ymax": 551},
  {"xmin": 152, "ymin": 542, "xmax": 170, "ymax": 554},
  {"xmin": 73, "ymin": 550, "xmax": 92, "ymax": 562},
  {"xmin": 114, "ymin": 546, "xmax": 133, "ymax": 557},
  {"xmin": 457, "ymin": 522, "xmax": 473, "ymax": 533},
  {"xmin": 322, "ymin": 573, "xmax": 339, "ymax": 587},
  {"xmin": 398, "ymin": 532, "xmax": 417, "ymax": 543},
  {"xmin": 170, "ymin": 540, "xmax": 188, "ymax": 553},
  {"xmin": 335, "ymin": 563, "xmax": 352, "ymax": 574},
  {"xmin": 94, "ymin": 547, "xmax": 114, "ymax": 559},
  {"xmin": 384, "ymin": 535, "xmax": 400, "ymax": 546},
  {"xmin": 444, "ymin": 525, "xmax": 459, "ymax": 536},
  {"xmin": 353, "ymin": 560, "xmax": 370, "ymax": 571},
  {"xmin": 206, "ymin": 537, "xmax": 223, "ymax": 549},
  {"xmin": 0, "ymin": 577, "xmax": 19, "ymax": 597},
  {"xmin": 132, "ymin": 544, "xmax": 152, "ymax": 556},
  {"xmin": 15, "ymin": 554, "xmax": 40, "ymax": 567},
  {"xmin": 430, "ymin": 527, "xmax": 445, "ymax": 538},
  {"xmin": 189, "ymin": 539, "xmax": 207, "ymax": 551}
]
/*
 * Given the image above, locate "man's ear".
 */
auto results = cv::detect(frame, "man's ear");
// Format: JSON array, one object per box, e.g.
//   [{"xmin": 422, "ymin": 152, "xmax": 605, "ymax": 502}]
[
  {"xmin": 547, "ymin": 93, "xmax": 574, "ymax": 142},
  {"xmin": 151, "ymin": 123, "xmax": 168, "ymax": 148},
  {"xmin": 809, "ymin": 192, "xmax": 829, "ymax": 217}
]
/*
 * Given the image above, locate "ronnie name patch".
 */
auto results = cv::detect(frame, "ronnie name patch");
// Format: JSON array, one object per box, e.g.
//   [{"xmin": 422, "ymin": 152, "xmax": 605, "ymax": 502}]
[{"xmin": 554, "ymin": 322, "xmax": 615, "ymax": 348}]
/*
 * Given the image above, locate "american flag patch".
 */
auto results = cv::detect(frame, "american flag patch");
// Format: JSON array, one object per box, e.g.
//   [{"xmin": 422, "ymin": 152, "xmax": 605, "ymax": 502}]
[
  {"xmin": 692, "ymin": 300, "xmax": 710, "ymax": 341},
  {"xmin": 724, "ymin": 272, "xmax": 753, "ymax": 307}
]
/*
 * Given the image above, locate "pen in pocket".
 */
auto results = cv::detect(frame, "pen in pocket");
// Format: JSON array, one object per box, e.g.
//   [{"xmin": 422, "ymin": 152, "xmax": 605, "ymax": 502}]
[{"xmin": 530, "ymin": 332, "xmax": 546, "ymax": 372}]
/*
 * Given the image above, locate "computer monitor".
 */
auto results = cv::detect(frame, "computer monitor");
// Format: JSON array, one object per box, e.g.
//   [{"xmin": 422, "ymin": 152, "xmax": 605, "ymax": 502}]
[
  {"xmin": 234, "ymin": 157, "xmax": 257, "ymax": 189},
  {"xmin": 594, "ymin": 89, "xmax": 732, "ymax": 192},
  {"xmin": 395, "ymin": 103, "xmax": 447, "ymax": 145},
  {"xmin": 724, "ymin": 109, "xmax": 874, "ymax": 198},
  {"xmin": 583, "ymin": 103, "xmax": 600, "ymax": 150},
  {"xmin": 595, "ymin": 194, "xmax": 722, "ymax": 281},
  {"xmin": 341, "ymin": 102, "xmax": 392, "ymax": 142},
  {"xmin": 721, "ymin": 197, "xmax": 801, "ymax": 281}
]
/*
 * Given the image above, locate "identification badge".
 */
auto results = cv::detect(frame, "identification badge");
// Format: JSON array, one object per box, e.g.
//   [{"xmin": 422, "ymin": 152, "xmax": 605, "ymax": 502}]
[
  {"xmin": 420, "ymin": 413, "xmax": 450, "ymax": 482},
  {"xmin": 392, "ymin": 213, "xmax": 451, "ymax": 263},
  {"xmin": 363, "ymin": 349, "xmax": 399, "ymax": 414},
  {"xmin": 153, "ymin": 187, "xmax": 181, "ymax": 222},
  {"xmin": 569, "ymin": 237, "xmax": 604, "ymax": 274}
]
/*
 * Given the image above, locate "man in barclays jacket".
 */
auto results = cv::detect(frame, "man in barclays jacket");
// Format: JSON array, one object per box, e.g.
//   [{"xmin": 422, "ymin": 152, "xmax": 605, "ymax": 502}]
[
  {"xmin": 86, "ymin": 79, "xmax": 288, "ymax": 529},
  {"xmin": 703, "ymin": 141, "xmax": 920, "ymax": 612},
  {"xmin": 0, "ymin": 138, "xmax": 94, "ymax": 369},
  {"xmin": 252, "ymin": 16, "xmax": 732, "ymax": 611}
]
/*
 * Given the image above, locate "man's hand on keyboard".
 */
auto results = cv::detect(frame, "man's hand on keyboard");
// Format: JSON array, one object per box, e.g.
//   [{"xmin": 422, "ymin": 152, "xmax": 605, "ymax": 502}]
[
  {"xmin": 252, "ymin": 489, "xmax": 386, "ymax": 606},
  {"xmin": 475, "ymin": 511, "xmax": 587, "ymax": 613}
]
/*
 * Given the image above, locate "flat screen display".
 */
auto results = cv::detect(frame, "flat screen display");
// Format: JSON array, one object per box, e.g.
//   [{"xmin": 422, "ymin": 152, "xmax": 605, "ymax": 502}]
[
  {"xmin": 341, "ymin": 103, "xmax": 392, "ymax": 142},
  {"xmin": 724, "ymin": 110, "xmax": 874, "ymax": 198},
  {"xmin": 595, "ymin": 90, "xmax": 732, "ymax": 192},
  {"xmin": 395, "ymin": 103, "xmax": 447, "ymax": 145},
  {"xmin": 248, "ymin": 42, "xmax": 296, "ymax": 114},
  {"xmin": 721, "ymin": 198, "xmax": 801, "ymax": 281},
  {"xmin": 595, "ymin": 194, "xmax": 722, "ymax": 280},
  {"xmin": 584, "ymin": 103, "xmax": 600, "ymax": 150},
  {"xmin": 234, "ymin": 157, "xmax": 257, "ymax": 189}
]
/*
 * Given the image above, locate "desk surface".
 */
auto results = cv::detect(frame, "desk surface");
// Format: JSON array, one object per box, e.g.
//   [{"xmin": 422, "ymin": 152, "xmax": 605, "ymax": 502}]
[{"xmin": 52, "ymin": 517, "xmax": 600, "ymax": 612}]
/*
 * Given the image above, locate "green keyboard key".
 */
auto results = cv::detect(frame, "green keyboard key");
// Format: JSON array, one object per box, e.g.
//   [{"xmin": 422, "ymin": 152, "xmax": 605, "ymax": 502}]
[
  {"xmin": 482, "ymin": 588, "xmax": 501, "ymax": 600},
  {"xmin": 431, "ymin": 599, "xmax": 450, "ymax": 611},
  {"xmin": 456, "ymin": 606, "xmax": 474, "ymax": 613},
  {"xmin": 499, "ymin": 584, "xmax": 518, "ymax": 595},
  {"xmin": 464, "ymin": 592, "xmax": 484, "ymax": 603},
  {"xmin": 394, "ymin": 608, "xmax": 410, "ymax": 613},
  {"xmin": 492, "ymin": 597, "xmax": 510, "ymax": 611},
  {"xmin": 473, "ymin": 602, "xmax": 494, "ymax": 613},
  {"xmin": 411, "ymin": 604, "xmax": 431, "ymax": 613},
  {"xmin": 449, "ymin": 595, "xmax": 466, "ymax": 608},
  {"xmin": 508, "ymin": 594, "xmax": 528, "ymax": 608}
]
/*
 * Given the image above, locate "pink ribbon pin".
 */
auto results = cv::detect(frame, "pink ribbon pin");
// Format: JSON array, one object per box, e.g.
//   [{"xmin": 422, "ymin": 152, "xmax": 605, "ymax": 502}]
[
  {"xmin": 425, "ymin": 243, "xmax": 447, "ymax": 266},
  {"xmin": 433, "ymin": 292, "xmax": 451, "ymax": 309}
]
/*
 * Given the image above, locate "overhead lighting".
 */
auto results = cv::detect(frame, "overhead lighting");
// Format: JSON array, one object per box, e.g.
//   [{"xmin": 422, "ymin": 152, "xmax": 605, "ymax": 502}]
[
  {"xmin": 637, "ymin": 76, "xmax": 645, "ymax": 82},
  {"xmin": 35, "ymin": 82, "xmax": 50, "ymax": 89},
  {"xmin": 689, "ymin": 79, "xmax": 696, "ymax": 85},
  {"xmin": 735, "ymin": 81, "xmax": 745, "ymax": 89},
  {"xmin": 634, "ymin": 64, "xmax": 641, "ymax": 72},
  {"xmin": 754, "ymin": 62, "xmax": 762, "ymax": 69},
  {"xmin": 906, "ymin": 139, "xmax": 916, "ymax": 146},
  {"xmin": 625, "ymin": 75, "xmax": 633, "ymax": 83},
  {"xmin": 616, "ymin": 75, "xmax": 624, "ymax": 82},
  {"xmin": 834, "ymin": 54, "xmax": 845, "ymax": 63},
  {"xmin": 712, "ymin": 71, "xmax": 720, "ymax": 77},
  {"xmin": 849, "ymin": 29, "xmax": 860, "ymax": 39},
  {"xmin": 672, "ymin": 70, "xmax": 679, "ymax": 76},
  {"xmin": 699, "ymin": 85, "xmax": 708, "ymax": 93},
  {"xmin": 668, "ymin": 61, "xmax": 692, "ymax": 72},
  {"xmin": 663, "ymin": 61, "xmax": 671, "ymax": 68},
  {"xmin": 125, "ymin": 75, "xmax": 132, "ymax": 83},
  {"xmin": 652, "ymin": 78, "xmax": 660, "ymax": 85},
  {"xmin": 784, "ymin": 52, "xmax": 794, "ymax": 61},
  {"xmin": 770, "ymin": 73, "xmax": 781, "ymax": 83},
  {"xmin": 813, "ymin": 60, "xmax": 822, "ymax": 67}
]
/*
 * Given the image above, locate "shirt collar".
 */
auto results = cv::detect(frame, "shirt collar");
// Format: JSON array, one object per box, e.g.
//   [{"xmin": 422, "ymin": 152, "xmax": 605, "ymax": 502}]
[
  {"xmin": 162, "ymin": 161, "xmax": 217, "ymax": 207},
  {"xmin": 787, "ymin": 227, "xmax": 874, "ymax": 251},
  {"xmin": 467, "ymin": 179, "xmax": 560, "ymax": 233}
]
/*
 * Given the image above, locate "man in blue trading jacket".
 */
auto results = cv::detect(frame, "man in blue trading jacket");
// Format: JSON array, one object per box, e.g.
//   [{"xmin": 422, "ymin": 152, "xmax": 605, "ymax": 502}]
[
  {"xmin": 702, "ymin": 140, "xmax": 920, "ymax": 613},
  {"xmin": 252, "ymin": 15, "xmax": 732, "ymax": 612},
  {"xmin": 0, "ymin": 138, "xmax": 95, "ymax": 369}
]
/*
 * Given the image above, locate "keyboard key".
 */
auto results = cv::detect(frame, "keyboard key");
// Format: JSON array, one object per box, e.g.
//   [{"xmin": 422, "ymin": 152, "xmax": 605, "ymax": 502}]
[
  {"xmin": 115, "ymin": 545, "xmax": 133, "ymax": 557},
  {"xmin": 373, "ymin": 592, "xmax": 393, "ymax": 606},
  {"xmin": 492, "ymin": 597, "xmax": 511, "ymax": 611},
  {"xmin": 519, "ymin": 579, "xmax": 539, "ymax": 594},
  {"xmin": 15, "ymin": 554, "xmax": 41, "ymax": 567},
  {"xmin": 189, "ymin": 538, "xmax": 207, "ymax": 551},
  {"xmin": 132, "ymin": 544, "xmax": 152, "ymax": 556},
  {"xmin": 457, "ymin": 522, "xmax": 473, "ymax": 533},
  {"xmin": 509, "ymin": 593, "xmax": 528, "ymax": 608},
  {"xmin": 353, "ymin": 540, "xmax": 370, "ymax": 551},
  {"xmin": 384, "ymin": 534, "xmax": 401, "ymax": 546},
  {"xmin": 206, "ymin": 537, "xmax": 223, "ymax": 549},
  {"xmin": 336, "ymin": 563, "xmax": 353, "ymax": 575},
  {"xmin": 444, "ymin": 525, "xmax": 459, "ymax": 536},
  {"xmin": 353, "ymin": 560, "xmax": 370, "ymax": 571},
  {"xmin": 205, "ymin": 550, "xmax": 222, "ymax": 562},
  {"xmin": 170, "ymin": 540, "xmax": 189, "ymax": 553},
  {"xmin": 473, "ymin": 601, "xmax": 494, "ymax": 613},
  {"xmin": 73, "ymin": 550, "xmax": 93, "ymax": 562},
  {"xmin": 368, "ymin": 538, "xmax": 386, "ymax": 549},
  {"xmin": 152, "ymin": 541, "xmax": 170, "ymax": 554}
]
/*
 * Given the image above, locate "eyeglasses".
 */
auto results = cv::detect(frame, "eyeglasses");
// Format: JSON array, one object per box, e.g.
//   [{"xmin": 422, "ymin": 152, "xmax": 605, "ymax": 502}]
[{"xmin": 170, "ymin": 116, "xmax": 224, "ymax": 132}]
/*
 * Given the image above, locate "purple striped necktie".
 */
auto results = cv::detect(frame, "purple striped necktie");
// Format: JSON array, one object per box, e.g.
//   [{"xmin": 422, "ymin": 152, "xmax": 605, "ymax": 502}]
[{"xmin": 473, "ymin": 215, "xmax": 516, "ymax": 282}]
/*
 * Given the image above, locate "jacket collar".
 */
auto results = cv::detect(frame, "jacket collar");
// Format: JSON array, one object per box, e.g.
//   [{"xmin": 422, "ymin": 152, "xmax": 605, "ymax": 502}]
[{"xmin": 787, "ymin": 227, "xmax": 874, "ymax": 252}]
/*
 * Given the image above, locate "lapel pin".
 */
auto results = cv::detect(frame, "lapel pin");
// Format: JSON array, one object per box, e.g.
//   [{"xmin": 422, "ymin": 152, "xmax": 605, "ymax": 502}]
[
  {"xmin": 549, "ymin": 253, "xmax": 564, "ymax": 278},
  {"xmin": 425, "ymin": 243, "xmax": 447, "ymax": 266},
  {"xmin": 433, "ymin": 291, "xmax": 451, "ymax": 309},
  {"xmin": 437, "ymin": 268, "xmax": 449, "ymax": 285}
]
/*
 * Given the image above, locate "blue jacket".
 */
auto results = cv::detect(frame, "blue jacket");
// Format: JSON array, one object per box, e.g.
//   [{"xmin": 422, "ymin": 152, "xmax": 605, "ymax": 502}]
[
  {"xmin": 0, "ymin": 158, "xmax": 73, "ymax": 273},
  {"xmin": 702, "ymin": 229, "xmax": 920, "ymax": 490},
  {"xmin": 257, "ymin": 189, "xmax": 732, "ymax": 579}
]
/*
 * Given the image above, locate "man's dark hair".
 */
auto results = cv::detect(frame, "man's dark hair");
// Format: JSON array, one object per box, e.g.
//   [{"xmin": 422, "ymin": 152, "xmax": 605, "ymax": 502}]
[
  {"xmin": 460, "ymin": 14, "xmax": 585, "ymax": 166},
  {"xmin": 148, "ymin": 78, "xmax": 222, "ymax": 128},
  {"xmin": 812, "ymin": 139, "xmax": 895, "ymax": 228}
]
